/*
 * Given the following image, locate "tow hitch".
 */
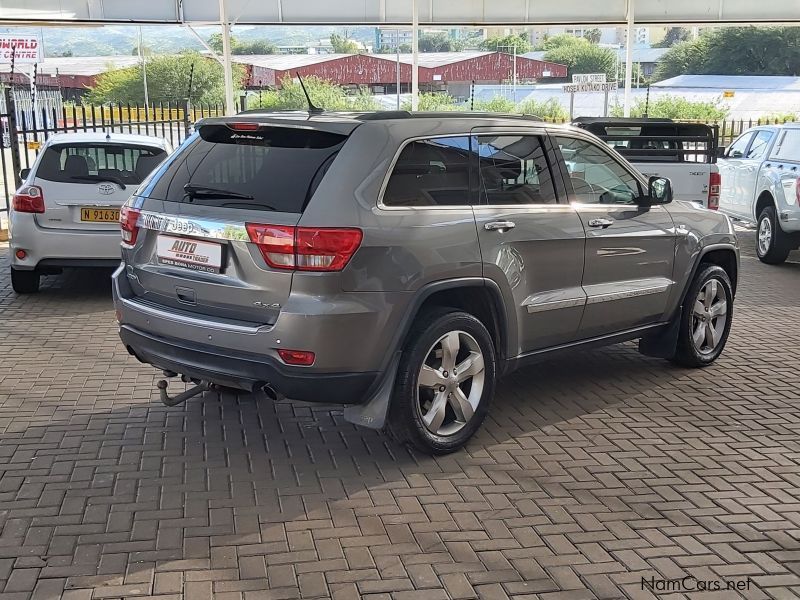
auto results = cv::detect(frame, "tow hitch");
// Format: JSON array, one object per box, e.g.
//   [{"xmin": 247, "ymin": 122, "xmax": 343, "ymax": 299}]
[{"xmin": 157, "ymin": 372, "xmax": 210, "ymax": 406}]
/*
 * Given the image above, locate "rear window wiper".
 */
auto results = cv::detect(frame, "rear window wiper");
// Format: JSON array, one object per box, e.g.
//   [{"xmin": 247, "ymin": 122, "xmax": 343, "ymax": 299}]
[
  {"xmin": 184, "ymin": 183, "xmax": 254, "ymax": 200},
  {"xmin": 70, "ymin": 174, "xmax": 127, "ymax": 189}
]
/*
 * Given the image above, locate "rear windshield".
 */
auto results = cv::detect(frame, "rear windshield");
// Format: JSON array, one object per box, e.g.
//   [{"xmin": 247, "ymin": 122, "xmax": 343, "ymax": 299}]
[
  {"xmin": 144, "ymin": 125, "xmax": 347, "ymax": 213},
  {"xmin": 37, "ymin": 143, "xmax": 167, "ymax": 185}
]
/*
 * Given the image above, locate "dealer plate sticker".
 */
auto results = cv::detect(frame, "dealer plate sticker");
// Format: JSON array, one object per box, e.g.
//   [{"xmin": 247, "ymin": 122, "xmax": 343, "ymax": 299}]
[{"xmin": 156, "ymin": 235, "xmax": 222, "ymax": 273}]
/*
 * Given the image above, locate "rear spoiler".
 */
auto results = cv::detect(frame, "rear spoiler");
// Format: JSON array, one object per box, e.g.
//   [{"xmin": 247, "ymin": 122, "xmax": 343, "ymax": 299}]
[{"xmin": 573, "ymin": 119, "xmax": 720, "ymax": 164}]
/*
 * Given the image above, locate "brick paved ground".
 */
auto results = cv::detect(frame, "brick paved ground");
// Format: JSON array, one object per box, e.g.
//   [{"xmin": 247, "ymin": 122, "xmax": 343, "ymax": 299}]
[{"xmin": 0, "ymin": 231, "xmax": 798, "ymax": 600}]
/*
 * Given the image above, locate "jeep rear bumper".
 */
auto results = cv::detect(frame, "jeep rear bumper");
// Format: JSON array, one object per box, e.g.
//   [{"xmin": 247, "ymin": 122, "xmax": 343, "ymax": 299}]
[{"xmin": 120, "ymin": 324, "xmax": 377, "ymax": 404}]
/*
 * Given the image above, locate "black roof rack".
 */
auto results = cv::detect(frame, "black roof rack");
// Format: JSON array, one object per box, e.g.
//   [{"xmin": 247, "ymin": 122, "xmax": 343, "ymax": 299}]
[
  {"xmin": 235, "ymin": 109, "xmax": 544, "ymax": 122},
  {"xmin": 572, "ymin": 116, "xmax": 674, "ymax": 125}
]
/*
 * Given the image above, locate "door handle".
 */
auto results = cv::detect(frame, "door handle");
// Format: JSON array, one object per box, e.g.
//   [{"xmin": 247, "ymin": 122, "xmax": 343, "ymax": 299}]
[
  {"xmin": 588, "ymin": 218, "xmax": 614, "ymax": 229},
  {"xmin": 484, "ymin": 220, "xmax": 516, "ymax": 232}
]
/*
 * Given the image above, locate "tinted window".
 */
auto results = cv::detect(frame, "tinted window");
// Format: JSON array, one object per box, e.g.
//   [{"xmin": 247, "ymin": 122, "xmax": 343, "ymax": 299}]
[
  {"xmin": 477, "ymin": 135, "xmax": 557, "ymax": 205},
  {"xmin": 555, "ymin": 136, "xmax": 641, "ymax": 205},
  {"xmin": 772, "ymin": 130, "xmax": 800, "ymax": 161},
  {"xmin": 383, "ymin": 137, "xmax": 474, "ymax": 207},
  {"xmin": 36, "ymin": 143, "xmax": 166, "ymax": 185},
  {"xmin": 145, "ymin": 125, "xmax": 346, "ymax": 213},
  {"xmin": 727, "ymin": 132, "xmax": 754, "ymax": 158},
  {"xmin": 746, "ymin": 130, "xmax": 773, "ymax": 159}
]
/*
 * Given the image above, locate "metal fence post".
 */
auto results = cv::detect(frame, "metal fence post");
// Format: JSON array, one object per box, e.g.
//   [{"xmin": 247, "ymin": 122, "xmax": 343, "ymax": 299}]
[
  {"xmin": 4, "ymin": 88, "xmax": 22, "ymax": 190},
  {"xmin": 182, "ymin": 100, "xmax": 191, "ymax": 141}
]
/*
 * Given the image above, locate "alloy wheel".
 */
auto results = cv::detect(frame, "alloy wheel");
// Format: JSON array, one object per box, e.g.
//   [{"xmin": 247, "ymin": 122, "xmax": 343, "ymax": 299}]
[
  {"xmin": 758, "ymin": 216, "xmax": 772, "ymax": 256},
  {"xmin": 691, "ymin": 279, "xmax": 728, "ymax": 355},
  {"xmin": 416, "ymin": 330, "xmax": 485, "ymax": 437}
]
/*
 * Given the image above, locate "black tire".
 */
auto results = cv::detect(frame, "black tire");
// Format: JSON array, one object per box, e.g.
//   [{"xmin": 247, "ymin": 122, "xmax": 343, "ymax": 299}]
[
  {"xmin": 757, "ymin": 206, "xmax": 791, "ymax": 265},
  {"xmin": 11, "ymin": 268, "xmax": 40, "ymax": 294},
  {"xmin": 671, "ymin": 264, "xmax": 733, "ymax": 368},
  {"xmin": 388, "ymin": 309, "xmax": 496, "ymax": 455}
]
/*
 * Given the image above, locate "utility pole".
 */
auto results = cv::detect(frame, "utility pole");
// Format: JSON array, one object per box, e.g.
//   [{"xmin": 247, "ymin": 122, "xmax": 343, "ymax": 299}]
[
  {"xmin": 623, "ymin": 0, "xmax": 634, "ymax": 117},
  {"xmin": 411, "ymin": 0, "xmax": 419, "ymax": 111},
  {"xmin": 396, "ymin": 46, "xmax": 401, "ymax": 110},
  {"xmin": 138, "ymin": 26, "xmax": 149, "ymax": 108}
]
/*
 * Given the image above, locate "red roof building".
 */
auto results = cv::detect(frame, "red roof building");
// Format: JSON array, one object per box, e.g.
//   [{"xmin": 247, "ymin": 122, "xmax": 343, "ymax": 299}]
[{"xmin": 234, "ymin": 51, "xmax": 567, "ymax": 92}]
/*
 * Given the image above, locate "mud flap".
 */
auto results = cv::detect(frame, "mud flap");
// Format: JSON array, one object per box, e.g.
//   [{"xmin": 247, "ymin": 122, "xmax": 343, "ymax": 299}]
[
  {"xmin": 638, "ymin": 308, "xmax": 682, "ymax": 359},
  {"xmin": 343, "ymin": 352, "xmax": 400, "ymax": 430}
]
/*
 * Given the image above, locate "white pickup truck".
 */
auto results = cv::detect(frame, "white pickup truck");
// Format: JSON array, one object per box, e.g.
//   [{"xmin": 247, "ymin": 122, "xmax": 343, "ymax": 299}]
[
  {"xmin": 574, "ymin": 118, "xmax": 721, "ymax": 210},
  {"xmin": 717, "ymin": 123, "xmax": 800, "ymax": 264}
]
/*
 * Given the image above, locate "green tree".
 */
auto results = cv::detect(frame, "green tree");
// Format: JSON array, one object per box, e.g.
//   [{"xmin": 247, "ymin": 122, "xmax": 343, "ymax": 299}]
[
  {"xmin": 207, "ymin": 33, "xmax": 276, "ymax": 55},
  {"xmin": 545, "ymin": 38, "xmax": 616, "ymax": 79},
  {"xmin": 652, "ymin": 37, "xmax": 707, "ymax": 80},
  {"xmin": 654, "ymin": 27, "xmax": 800, "ymax": 81},
  {"xmin": 330, "ymin": 33, "xmax": 360, "ymax": 54},
  {"xmin": 480, "ymin": 33, "xmax": 532, "ymax": 54},
  {"xmin": 207, "ymin": 33, "xmax": 230, "ymax": 54},
  {"xmin": 583, "ymin": 28, "xmax": 602, "ymax": 44},
  {"xmin": 516, "ymin": 98, "xmax": 569, "ymax": 121},
  {"xmin": 540, "ymin": 34, "xmax": 584, "ymax": 51},
  {"xmin": 653, "ymin": 27, "xmax": 691, "ymax": 48},
  {"xmin": 87, "ymin": 52, "xmax": 244, "ymax": 105},
  {"xmin": 234, "ymin": 40, "xmax": 277, "ymax": 55},
  {"xmin": 398, "ymin": 43, "xmax": 413, "ymax": 53},
  {"xmin": 254, "ymin": 76, "xmax": 378, "ymax": 111},
  {"xmin": 419, "ymin": 32, "xmax": 463, "ymax": 53},
  {"xmin": 610, "ymin": 96, "xmax": 728, "ymax": 120}
]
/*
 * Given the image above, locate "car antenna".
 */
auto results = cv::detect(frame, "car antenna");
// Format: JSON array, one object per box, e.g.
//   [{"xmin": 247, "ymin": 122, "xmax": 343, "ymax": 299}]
[{"xmin": 296, "ymin": 72, "xmax": 323, "ymax": 115}]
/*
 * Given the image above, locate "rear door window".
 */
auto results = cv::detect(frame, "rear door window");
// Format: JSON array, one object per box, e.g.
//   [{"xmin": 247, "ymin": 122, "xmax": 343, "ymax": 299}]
[
  {"xmin": 476, "ymin": 135, "xmax": 558, "ymax": 205},
  {"xmin": 382, "ymin": 136, "xmax": 475, "ymax": 207},
  {"xmin": 36, "ymin": 143, "xmax": 166, "ymax": 186},
  {"xmin": 771, "ymin": 130, "xmax": 800, "ymax": 161},
  {"xmin": 145, "ymin": 125, "xmax": 347, "ymax": 213}
]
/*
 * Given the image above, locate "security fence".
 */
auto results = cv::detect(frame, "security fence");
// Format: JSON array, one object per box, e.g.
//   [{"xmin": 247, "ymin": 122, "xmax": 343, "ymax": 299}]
[{"xmin": 1, "ymin": 91, "xmax": 224, "ymax": 218}]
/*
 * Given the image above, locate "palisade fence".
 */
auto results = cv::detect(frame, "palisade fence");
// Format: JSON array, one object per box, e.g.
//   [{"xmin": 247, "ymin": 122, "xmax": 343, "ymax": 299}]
[
  {"xmin": 0, "ymin": 89, "xmax": 795, "ymax": 221},
  {"xmin": 0, "ymin": 89, "xmax": 224, "ymax": 219}
]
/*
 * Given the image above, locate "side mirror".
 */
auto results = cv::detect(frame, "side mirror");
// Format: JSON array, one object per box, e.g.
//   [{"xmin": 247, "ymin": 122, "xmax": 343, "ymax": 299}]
[
  {"xmin": 730, "ymin": 149, "xmax": 744, "ymax": 159},
  {"xmin": 647, "ymin": 176, "xmax": 673, "ymax": 205},
  {"xmin": 19, "ymin": 168, "xmax": 30, "ymax": 180}
]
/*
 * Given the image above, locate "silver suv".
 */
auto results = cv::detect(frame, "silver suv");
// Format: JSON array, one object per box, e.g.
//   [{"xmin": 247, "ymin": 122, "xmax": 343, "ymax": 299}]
[{"xmin": 113, "ymin": 112, "xmax": 739, "ymax": 454}]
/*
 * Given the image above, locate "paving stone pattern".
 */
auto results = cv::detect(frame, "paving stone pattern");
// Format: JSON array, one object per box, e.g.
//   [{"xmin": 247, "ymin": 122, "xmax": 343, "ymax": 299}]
[{"xmin": 0, "ymin": 232, "xmax": 798, "ymax": 599}]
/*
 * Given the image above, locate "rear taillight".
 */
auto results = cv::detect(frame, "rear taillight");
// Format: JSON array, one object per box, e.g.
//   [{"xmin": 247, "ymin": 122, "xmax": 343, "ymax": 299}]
[
  {"xmin": 120, "ymin": 204, "xmax": 141, "ymax": 246},
  {"xmin": 708, "ymin": 172, "xmax": 721, "ymax": 210},
  {"xmin": 246, "ymin": 224, "xmax": 362, "ymax": 272},
  {"xmin": 12, "ymin": 184, "xmax": 44, "ymax": 213}
]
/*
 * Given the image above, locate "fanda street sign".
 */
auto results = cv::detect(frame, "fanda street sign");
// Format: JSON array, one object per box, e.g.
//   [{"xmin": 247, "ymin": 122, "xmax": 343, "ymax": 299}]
[{"xmin": 0, "ymin": 35, "xmax": 42, "ymax": 64}]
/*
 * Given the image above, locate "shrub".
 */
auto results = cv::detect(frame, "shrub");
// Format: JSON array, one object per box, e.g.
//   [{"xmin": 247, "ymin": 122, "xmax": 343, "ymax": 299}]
[
  {"xmin": 611, "ymin": 96, "xmax": 729, "ymax": 121},
  {"xmin": 516, "ymin": 98, "xmax": 569, "ymax": 122}
]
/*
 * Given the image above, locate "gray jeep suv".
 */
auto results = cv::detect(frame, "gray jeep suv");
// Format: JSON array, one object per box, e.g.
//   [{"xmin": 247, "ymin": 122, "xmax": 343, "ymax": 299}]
[{"xmin": 113, "ymin": 111, "xmax": 739, "ymax": 454}]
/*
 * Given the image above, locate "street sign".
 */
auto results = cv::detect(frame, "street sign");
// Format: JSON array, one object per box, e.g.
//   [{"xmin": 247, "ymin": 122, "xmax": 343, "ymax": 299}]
[
  {"xmin": 572, "ymin": 73, "xmax": 607, "ymax": 84},
  {"xmin": 0, "ymin": 35, "xmax": 42, "ymax": 64},
  {"xmin": 562, "ymin": 82, "xmax": 618, "ymax": 93}
]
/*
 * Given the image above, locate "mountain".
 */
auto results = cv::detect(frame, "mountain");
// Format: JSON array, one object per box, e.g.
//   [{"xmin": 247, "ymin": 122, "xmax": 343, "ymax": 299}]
[{"xmin": 2, "ymin": 25, "xmax": 378, "ymax": 57}]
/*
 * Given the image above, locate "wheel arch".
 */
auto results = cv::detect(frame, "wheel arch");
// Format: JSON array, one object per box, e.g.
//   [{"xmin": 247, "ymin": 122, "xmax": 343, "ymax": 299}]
[
  {"xmin": 755, "ymin": 190, "xmax": 775, "ymax": 223},
  {"xmin": 391, "ymin": 278, "xmax": 514, "ymax": 374}
]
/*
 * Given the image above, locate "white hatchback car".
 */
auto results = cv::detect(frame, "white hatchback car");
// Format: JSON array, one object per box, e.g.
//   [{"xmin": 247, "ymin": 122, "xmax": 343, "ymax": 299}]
[{"xmin": 10, "ymin": 132, "xmax": 171, "ymax": 293}]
